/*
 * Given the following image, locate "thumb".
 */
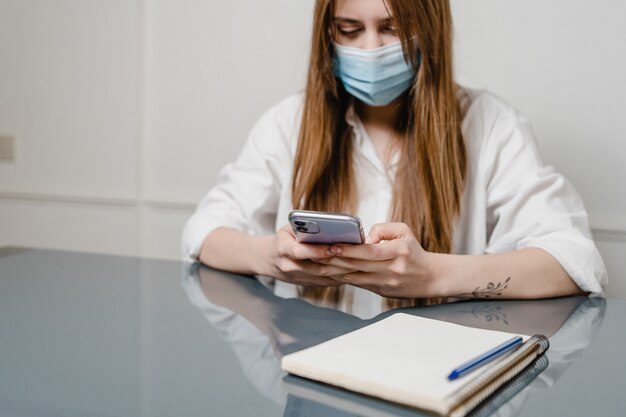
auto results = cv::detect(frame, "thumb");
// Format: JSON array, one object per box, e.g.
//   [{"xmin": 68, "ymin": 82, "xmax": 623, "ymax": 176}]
[
  {"xmin": 365, "ymin": 222, "xmax": 413, "ymax": 244},
  {"xmin": 280, "ymin": 223, "xmax": 297, "ymax": 238}
]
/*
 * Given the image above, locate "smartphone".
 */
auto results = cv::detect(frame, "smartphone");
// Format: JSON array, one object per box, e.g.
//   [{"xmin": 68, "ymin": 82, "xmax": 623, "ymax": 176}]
[{"xmin": 288, "ymin": 210, "xmax": 365, "ymax": 244}]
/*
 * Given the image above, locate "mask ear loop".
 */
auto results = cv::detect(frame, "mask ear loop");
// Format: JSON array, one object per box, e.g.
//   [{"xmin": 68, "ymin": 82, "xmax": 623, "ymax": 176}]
[
  {"xmin": 327, "ymin": 20, "xmax": 337, "ymax": 57},
  {"xmin": 325, "ymin": 23, "xmax": 345, "ymax": 101},
  {"xmin": 380, "ymin": 0, "xmax": 420, "ymax": 72},
  {"xmin": 409, "ymin": 38, "xmax": 421, "ymax": 73},
  {"xmin": 382, "ymin": 0, "xmax": 392, "ymax": 20}
]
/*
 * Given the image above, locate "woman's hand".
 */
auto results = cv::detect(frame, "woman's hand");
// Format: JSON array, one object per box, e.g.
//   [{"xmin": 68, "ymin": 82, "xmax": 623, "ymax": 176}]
[
  {"xmin": 312, "ymin": 222, "xmax": 440, "ymax": 298},
  {"xmin": 204, "ymin": 224, "xmax": 581, "ymax": 300},
  {"xmin": 263, "ymin": 224, "xmax": 357, "ymax": 287}
]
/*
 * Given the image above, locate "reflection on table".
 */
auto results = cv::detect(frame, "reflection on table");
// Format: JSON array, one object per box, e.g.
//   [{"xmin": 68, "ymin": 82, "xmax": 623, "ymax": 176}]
[{"xmin": 183, "ymin": 264, "xmax": 606, "ymax": 417}]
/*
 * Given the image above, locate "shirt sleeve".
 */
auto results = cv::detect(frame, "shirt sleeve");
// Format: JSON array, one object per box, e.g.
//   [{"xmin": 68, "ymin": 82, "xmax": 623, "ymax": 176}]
[
  {"xmin": 479, "ymin": 96, "xmax": 608, "ymax": 297},
  {"xmin": 182, "ymin": 98, "xmax": 297, "ymax": 261}
]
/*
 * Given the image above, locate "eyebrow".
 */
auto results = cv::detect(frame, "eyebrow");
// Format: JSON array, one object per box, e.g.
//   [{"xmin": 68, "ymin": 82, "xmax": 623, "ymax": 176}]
[{"xmin": 333, "ymin": 16, "xmax": 392, "ymax": 24}]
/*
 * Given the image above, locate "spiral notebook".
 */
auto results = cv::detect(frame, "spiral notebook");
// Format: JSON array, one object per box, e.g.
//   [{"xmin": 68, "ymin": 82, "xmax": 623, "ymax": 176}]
[{"xmin": 281, "ymin": 313, "xmax": 549, "ymax": 417}]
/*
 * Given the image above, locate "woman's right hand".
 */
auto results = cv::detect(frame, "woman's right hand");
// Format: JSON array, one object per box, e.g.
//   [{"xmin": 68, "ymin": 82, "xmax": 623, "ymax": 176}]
[{"xmin": 262, "ymin": 224, "xmax": 356, "ymax": 287}]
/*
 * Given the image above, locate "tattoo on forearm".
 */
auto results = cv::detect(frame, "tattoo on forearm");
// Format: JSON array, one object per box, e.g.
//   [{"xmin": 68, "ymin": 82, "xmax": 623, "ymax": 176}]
[{"xmin": 458, "ymin": 277, "xmax": 511, "ymax": 298}]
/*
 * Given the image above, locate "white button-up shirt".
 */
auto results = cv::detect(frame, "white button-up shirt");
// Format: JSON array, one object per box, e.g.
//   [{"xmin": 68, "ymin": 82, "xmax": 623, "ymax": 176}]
[{"xmin": 183, "ymin": 88, "xmax": 607, "ymax": 316}]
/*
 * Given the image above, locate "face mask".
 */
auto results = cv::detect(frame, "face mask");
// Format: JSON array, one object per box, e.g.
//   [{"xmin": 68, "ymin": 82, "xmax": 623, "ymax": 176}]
[{"xmin": 333, "ymin": 41, "xmax": 419, "ymax": 107}]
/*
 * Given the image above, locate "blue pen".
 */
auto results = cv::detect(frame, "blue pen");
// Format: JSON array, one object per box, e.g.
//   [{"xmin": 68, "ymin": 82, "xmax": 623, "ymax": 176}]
[{"xmin": 447, "ymin": 336, "xmax": 523, "ymax": 380}]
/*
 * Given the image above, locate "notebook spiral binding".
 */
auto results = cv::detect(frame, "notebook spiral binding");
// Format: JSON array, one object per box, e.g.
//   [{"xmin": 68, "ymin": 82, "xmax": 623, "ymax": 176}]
[
  {"xmin": 447, "ymin": 335, "xmax": 550, "ymax": 417},
  {"xmin": 467, "ymin": 354, "xmax": 549, "ymax": 417}
]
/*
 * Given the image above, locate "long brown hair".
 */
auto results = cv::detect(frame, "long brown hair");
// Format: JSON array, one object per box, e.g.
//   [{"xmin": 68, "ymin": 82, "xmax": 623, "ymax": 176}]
[{"xmin": 292, "ymin": 0, "xmax": 466, "ymax": 307}]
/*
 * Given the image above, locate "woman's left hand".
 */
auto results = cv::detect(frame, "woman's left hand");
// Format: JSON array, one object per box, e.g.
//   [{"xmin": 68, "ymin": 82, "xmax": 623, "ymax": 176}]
[{"xmin": 313, "ymin": 222, "xmax": 442, "ymax": 298}]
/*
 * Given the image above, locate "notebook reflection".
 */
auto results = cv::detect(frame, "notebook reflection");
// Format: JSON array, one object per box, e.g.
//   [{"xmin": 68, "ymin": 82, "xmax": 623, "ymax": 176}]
[{"xmin": 182, "ymin": 264, "xmax": 606, "ymax": 417}]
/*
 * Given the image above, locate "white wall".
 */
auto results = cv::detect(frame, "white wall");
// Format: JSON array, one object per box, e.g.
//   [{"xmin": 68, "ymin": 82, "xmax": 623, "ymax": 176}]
[
  {"xmin": 142, "ymin": 0, "xmax": 313, "ymax": 204},
  {"xmin": 1, "ymin": 0, "xmax": 624, "ymax": 297},
  {"xmin": 451, "ymin": 1, "xmax": 626, "ymax": 231},
  {"xmin": 0, "ymin": 0, "xmax": 312, "ymax": 259},
  {"xmin": 0, "ymin": 0, "xmax": 143, "ymax": 257},
  {"xmin": 0, "ymin": 0, "xmax": 140, "ymax": 199}
]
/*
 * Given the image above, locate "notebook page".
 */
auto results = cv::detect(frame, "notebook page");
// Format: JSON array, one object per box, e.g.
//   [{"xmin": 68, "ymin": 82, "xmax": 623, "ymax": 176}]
[{"xmin": 282, "ymin": 313, "xmax": 530, "ymax": 414}]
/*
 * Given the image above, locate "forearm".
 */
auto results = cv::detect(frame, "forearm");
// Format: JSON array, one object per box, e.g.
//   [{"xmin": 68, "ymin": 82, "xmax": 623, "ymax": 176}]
[
  {"xmin": 198, "ymin": 227, "xmax": 274, "ymax": 276},
  {"xmin": 431, "ymin": 247, "xmax": 584, "ymax": 299},
  {"xmin": 199, "ymin": 226, "xmax": 352, "ymax": 288}
]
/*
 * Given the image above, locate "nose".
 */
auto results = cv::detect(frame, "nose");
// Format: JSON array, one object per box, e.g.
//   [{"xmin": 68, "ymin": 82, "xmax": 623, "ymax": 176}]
[{"xmin": 360, "ymin": 29, "xmax": 385, "ymax": 50}]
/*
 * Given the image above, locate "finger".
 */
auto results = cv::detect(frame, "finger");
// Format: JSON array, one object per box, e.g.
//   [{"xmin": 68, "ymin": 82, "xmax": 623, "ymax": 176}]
[
  {"xmin": 277, "ymin": 229, "xmax": 333, "ymax": 260},
  {"xmin": 280, "ymin": 258, "xmax": 356, "ymax": 278},
  {"xmin": 328, "ymin": 239, "xmax": 410, "ymax": 261},
  {"xmin": 314, "ymin": 256, "xmax": 384, "ymax": 273},
  {"xmin": 301, "ymin": 259, "xmax": 358, "ymax": 277},
  {"xmin": 276, "ymin": 258, "xmax": 342, "ymax": 286},
  {"xmin": 288, "ymin": 273, "xmax": 343, "ymax": 287},
  {"xmin": 365, "ymin": 222, "xmax": 413, "ymax": 244},
  {"xmin": 291, "ymin": 243, "xmax": 334, "ymax": 260},
  {"xmin": 329, "ymin": 271, "xmax": 382, "ymax": 286},
  {"xmin": 332, "ymin": 271, "xmax": 402, "ymax": 295},
  {"xmin": 279, "ymin": 223, "xmax": 295, "ymax": 236}
]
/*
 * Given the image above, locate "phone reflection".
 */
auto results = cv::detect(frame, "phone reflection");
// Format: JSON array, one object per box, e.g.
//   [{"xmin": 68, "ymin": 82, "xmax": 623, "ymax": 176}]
[{"xmin": 182, "ymin": 263, "xmax": 606, "ymax": 417}]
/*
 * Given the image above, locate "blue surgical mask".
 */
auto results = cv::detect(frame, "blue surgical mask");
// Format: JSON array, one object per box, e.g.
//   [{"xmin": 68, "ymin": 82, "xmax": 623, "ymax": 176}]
[{"xmin": 333, "ymin": 41, "xmax": 419, "ymax": 107}]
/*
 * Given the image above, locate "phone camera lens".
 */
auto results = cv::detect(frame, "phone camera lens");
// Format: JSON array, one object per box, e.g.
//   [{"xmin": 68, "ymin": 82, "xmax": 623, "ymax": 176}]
[
  {"xmin": 294, "ymin": 221, "xmax": 306, "ymax": 226},
  {"xmin": 296, "ymin": 226, "xmax": 308, "ymax": 233}
]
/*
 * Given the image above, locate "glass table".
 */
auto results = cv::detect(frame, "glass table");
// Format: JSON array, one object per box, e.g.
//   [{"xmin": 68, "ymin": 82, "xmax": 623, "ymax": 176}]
[{"xmin": 0, "ymin": 248, "xmax": 623, "ymax": 417}]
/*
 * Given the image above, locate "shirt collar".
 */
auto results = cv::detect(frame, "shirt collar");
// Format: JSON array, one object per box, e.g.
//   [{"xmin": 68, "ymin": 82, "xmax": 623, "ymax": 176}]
[
  {"xmin": 344, "ymin": 104, "xmax": 400, "ymax": 171},
  {"xmin": 345, "ymin": 104, "xmax": 365, "ymax": 147}
]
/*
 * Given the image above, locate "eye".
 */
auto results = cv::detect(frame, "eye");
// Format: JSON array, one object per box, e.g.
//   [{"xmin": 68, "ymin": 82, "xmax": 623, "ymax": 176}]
[
  {"xmin": 338, "ymin": 27, "xmax": 362, "ymax": 37},
  {"xmin": 381, "ymin": 25, "xmax": 397, "ymax": 35},
  {"xmin": 335, "ymin": 22, "xmax": 363, "ymax": 38}
]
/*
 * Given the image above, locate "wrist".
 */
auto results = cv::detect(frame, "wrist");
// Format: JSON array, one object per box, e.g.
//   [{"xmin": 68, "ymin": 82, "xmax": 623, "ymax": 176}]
[
  {"xmin": 425, "ymin": 252, "xmax": 456, "ymax": 298},
  {"xmin": 247, "ymin": 235, "xmax": 277, "ymax": 277}
]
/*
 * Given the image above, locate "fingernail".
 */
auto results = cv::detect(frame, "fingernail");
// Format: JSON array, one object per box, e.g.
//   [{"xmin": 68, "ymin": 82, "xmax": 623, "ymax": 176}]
[
  {"xmin": 365, "ymin": 235, "xmax": 373, "ymax": 244},
  {"xmin": 331, "ymin": 246, "xmax": 342, "ymax": 255}
]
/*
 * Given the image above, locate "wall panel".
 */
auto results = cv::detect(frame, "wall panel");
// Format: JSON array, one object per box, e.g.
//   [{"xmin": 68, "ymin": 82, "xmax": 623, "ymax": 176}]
[
  {"xmin": 0, "ymin": 0, "xmax": 140, "ymax": 199},
  {"xmin": 0, "ymin": 197, "xmax": 139, "ymax": 257}
]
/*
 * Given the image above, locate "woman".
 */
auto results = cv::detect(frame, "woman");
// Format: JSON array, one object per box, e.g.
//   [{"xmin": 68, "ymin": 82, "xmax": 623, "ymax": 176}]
[{"xmin": 183, "ymin": 0, "xmax": 607, "ymax": 312}]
